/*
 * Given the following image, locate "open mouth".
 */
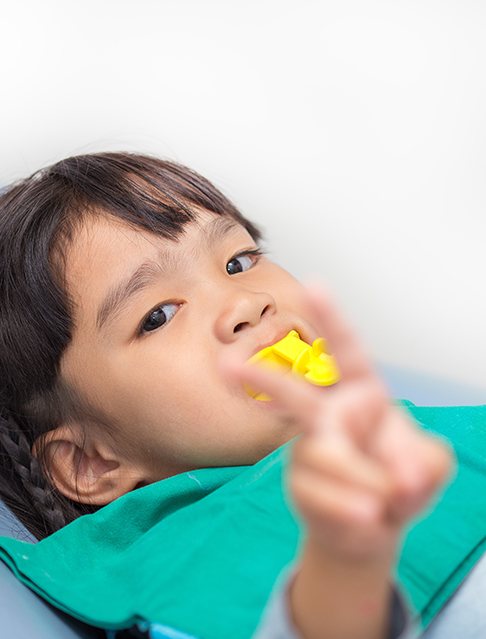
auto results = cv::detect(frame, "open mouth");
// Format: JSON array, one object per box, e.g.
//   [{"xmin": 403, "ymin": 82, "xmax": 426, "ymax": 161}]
[
  {"xmin": 245, "ymin": 329, "xmax": 303, "ymax": 402},
  {"xmin": 245, "ymin": 328, "xmax": 340, "ymax": 401}
]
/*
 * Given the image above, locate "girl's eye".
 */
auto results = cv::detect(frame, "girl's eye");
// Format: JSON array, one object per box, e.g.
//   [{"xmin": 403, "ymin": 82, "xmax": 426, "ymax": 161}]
[
  {"xmin": 226, "ymin": 249, "xmax": 264, "ymax": 275},
  {"xmin": 139, "ymin": 302, "xmax": 179, "ymax": 335}
]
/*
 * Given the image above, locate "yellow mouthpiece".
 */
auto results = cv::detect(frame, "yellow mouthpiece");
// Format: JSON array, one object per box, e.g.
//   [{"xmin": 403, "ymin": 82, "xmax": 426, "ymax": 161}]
[{"xmin": 246, "ymin": 329, "xmax": 340, "ymax": 401}]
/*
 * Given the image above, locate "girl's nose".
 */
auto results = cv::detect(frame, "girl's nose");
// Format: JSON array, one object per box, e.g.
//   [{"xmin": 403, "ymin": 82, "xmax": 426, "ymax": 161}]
[{"xmin": 214, "ymin": 289, "xmax": 276, "ymax": 343}]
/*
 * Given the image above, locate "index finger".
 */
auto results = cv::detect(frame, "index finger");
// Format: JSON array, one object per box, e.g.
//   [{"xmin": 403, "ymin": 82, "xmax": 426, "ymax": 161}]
[
  {"xmin": 220, "ymin": 352, "xmax": 324, "ymax": 436},
  {"xmin": 301, "ymin": 281, "xmax": 379, "ymax": 384}
]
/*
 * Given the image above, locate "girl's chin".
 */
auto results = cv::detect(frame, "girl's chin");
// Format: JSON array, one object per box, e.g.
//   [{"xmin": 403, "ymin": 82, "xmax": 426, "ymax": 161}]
[{"xmin": 243, "ymin": 393, "xmax": 298, "ymax": 433}]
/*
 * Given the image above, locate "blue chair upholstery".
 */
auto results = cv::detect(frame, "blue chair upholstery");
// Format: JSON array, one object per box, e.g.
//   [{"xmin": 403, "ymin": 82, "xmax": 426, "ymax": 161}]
[
  {"xmin": 0, "ymin": 560, "xmax": 104, "ymax": 638},
  {"xmin": 0, "ymin": 363, "xmax": 484, "ymax": 638},
  {"xmin": 0, "ymin": 501, "xmax": 104, "ymax": 638}
]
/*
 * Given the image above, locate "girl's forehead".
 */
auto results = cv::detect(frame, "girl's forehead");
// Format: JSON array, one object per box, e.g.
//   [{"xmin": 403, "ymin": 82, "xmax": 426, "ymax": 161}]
[
  {"xmin": 68, "ymin": 210, "xmax": 243, "ymax": 262},
  {"xmin": 77, "ymin": 216, "xmax": 164, "ymax": 253},
  {"xmin": 65, "ymin": 217, "xmax": 160, "ymax": 284}
]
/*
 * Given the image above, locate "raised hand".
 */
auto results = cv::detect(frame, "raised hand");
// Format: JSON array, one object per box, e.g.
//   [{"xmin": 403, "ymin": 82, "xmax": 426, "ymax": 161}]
[{"xmin": 221, "ymin": 283, "xmax": 453, "ymax": 560}]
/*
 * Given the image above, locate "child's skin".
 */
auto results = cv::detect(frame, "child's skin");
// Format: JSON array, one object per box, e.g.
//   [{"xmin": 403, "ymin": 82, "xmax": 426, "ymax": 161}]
[{"xmin": 36, "ymin": 206, "xmax": 452, "ymax": 639}]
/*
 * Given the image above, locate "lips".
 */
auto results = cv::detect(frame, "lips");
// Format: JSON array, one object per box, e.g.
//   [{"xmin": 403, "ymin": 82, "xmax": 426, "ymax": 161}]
[
  {"xmin": 251, "ymin": 329, "xmax": 293, "ymax": 359},
  {"xmin": 249, "ymin": 324, "xmax": 312, "ymax": 361},
  {"xmin": 243, "ymin": 323, "xmax": 340, "ymax": 402},
  {"xmin": 244, "ymin": 327, "xmax": 306, "ymax": 402}
]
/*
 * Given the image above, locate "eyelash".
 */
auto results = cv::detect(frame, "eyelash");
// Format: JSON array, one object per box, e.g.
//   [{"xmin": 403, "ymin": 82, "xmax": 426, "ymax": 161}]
[
  {"xmin": 226, "ymin": 248, "xmax": 265, "ymax": 274},
  {"xmin": 137, "ymin": 247, "xmax": 266, "ymax": 336}
]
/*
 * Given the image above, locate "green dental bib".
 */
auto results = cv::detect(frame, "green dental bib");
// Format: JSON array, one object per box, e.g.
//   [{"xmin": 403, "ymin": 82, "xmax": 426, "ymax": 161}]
[{"xmin": 0, "ymin": 401, "xmax": 485, "ymax": 638}]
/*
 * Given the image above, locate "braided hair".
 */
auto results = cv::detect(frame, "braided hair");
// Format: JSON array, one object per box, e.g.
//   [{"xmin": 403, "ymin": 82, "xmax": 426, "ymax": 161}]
[
  {"xmin": 0, "ymin": 407, "xmax": 66, "ymax": 537},
  {"xmin": 0, "ymin": 151, "xmax": 262, "ymax": 540}
]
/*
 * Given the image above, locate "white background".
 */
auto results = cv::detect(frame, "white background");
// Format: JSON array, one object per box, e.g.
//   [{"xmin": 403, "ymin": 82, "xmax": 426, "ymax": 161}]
[{"xmin": 1, "ymin": 0, "xmax": 485, "ymax": 392}]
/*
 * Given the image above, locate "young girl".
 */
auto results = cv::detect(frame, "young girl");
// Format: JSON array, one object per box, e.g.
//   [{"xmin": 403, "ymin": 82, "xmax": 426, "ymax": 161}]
[{"xmin": 0, "ymin": 152, "xmax": 461, "ymax": 638}]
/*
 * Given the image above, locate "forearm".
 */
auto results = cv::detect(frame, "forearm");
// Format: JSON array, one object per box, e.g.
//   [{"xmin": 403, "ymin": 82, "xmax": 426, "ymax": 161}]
[{"xmin": 289, "ymin": 536, "xmax": 395, "ymax": 639}]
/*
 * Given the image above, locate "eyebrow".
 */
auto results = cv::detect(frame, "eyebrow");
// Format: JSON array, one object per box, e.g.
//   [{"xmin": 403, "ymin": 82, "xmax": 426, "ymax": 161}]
[{"xmin": 95, "ymin": 216, "xmax": 242, "ymax": 332}]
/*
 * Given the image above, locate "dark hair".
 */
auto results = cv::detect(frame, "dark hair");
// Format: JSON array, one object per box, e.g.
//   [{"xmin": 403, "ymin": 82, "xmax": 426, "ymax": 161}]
[{"xmin": 0, "ymin": 151, "xmax": 262, "ymax": 540}]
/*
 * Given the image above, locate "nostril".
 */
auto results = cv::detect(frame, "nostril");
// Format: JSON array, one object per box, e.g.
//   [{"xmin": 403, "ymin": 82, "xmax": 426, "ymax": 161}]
[
  {"xmin": 234, "ymin": 322, "xmax": 247, "ymax": 333},
  {"xmin": 260, "ymin": 304, "xmax": 271, "ymax": 318}
]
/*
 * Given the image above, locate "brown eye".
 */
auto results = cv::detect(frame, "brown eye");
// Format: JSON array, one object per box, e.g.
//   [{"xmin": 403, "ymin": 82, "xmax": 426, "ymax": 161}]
[
  {"xmin": 140, "ymin": 303, "xmax": 179, "ymax": 335},
  {"xmin": 226, "ymin": 249, "xmax": 263, "ymax": 275}
]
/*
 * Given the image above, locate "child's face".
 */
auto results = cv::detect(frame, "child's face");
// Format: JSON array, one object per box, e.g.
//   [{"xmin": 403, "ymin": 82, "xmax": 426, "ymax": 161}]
[{"xmin": 60, "ymin": 209, "xmax": 319, "ymax": 483}]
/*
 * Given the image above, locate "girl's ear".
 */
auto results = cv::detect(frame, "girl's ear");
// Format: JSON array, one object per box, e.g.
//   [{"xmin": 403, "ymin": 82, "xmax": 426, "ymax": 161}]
[{"xmin": 32, "ymin": 425, "xmax": 148, "ymax": 505}]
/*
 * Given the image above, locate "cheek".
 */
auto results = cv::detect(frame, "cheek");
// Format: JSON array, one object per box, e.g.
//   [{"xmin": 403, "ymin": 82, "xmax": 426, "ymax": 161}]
[
  {"xmin": 269, "ymin": 269, "xmax": 306, "ymax": 305},
  {"xmin": 117, "ymin": 343, "xmax": 226, "ymax": 422}
]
